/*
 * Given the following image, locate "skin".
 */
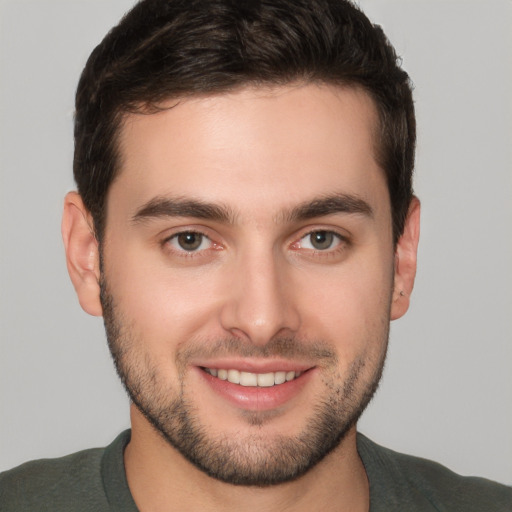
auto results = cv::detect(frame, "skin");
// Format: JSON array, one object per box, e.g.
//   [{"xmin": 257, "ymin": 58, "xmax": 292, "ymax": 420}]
[{"xmin": 62, "ymin": 83, "xmax": 420, "ymax": 512}]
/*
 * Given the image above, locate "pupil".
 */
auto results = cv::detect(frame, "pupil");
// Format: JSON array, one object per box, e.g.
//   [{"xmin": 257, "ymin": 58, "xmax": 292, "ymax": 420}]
[
  {"xmin": 178, "ymin": 233, "xmax": 202, "ymax": 251},
  {"xmin": 311, "ymin": 231, "xmax": 333, "ymax": 250}
]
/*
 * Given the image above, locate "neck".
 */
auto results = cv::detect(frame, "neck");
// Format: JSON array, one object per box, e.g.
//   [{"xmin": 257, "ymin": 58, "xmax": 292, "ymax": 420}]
[{"xmin": 124, "ymin": 406, "xmax": 369, "ymax": 512}]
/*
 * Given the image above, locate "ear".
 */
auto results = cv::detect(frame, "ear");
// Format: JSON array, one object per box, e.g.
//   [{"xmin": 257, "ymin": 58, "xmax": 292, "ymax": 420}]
[
  {"xmin": 61, "ymin": 191, "xmax": 103, "ymax": 317},
  {"xmin": 390, "ymin": 196, "xmax": 420, "ymax": 321}
]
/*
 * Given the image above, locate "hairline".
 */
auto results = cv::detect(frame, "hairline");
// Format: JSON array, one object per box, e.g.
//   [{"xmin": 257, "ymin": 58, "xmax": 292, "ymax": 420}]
[{"xmin": 93, "ymin": 79, "xmax": 393, "ymax": 243}]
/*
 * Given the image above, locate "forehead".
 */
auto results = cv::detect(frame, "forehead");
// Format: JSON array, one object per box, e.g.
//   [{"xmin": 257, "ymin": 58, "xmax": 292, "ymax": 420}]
[{"xmin": 110, "ymin": 83, "xmax": 387, "ymax": 224}]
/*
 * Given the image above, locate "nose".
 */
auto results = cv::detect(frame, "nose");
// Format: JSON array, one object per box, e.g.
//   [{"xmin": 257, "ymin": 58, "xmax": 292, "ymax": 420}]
[{"xmin": 220, "ymin": 249, "xmax": 301, "ymax": 346}]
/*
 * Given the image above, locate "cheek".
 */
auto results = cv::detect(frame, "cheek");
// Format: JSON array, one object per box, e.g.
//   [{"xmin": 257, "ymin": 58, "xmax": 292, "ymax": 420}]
[
  {"xmin": 106, "ymin": 249, "xmax": 226, "ymax": 343},
  {"xmin": 104, "ymin": 231, "xmax": 394, "ymax": 362},
  {"xmin": 294, "ymin": 258, "xmax": 393, "ymax": 355}
]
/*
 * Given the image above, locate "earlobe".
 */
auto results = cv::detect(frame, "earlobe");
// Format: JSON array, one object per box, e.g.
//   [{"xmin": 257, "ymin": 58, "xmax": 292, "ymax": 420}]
[
  {"xmin": 390, "ymin": 197, "xmax": 421, "ymax": 321},
  {"xmin": 61, "ymin": 191, "xmax": 103, "ymax": 317}
]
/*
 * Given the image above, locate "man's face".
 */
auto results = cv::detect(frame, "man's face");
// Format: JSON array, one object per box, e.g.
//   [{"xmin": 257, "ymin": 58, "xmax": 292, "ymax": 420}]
[{"xmin": 100, "ymin": 84, "xmax": 398, "ymax": 485}]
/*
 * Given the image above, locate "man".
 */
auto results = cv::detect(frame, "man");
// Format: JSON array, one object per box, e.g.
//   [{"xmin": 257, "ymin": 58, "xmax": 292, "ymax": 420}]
[{"xmin": 0, "ymin": 0, "xmax": 510, "ymax": 510}]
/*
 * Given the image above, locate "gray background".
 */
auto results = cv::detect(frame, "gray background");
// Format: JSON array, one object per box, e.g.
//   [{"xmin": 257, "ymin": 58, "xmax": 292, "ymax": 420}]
[{"xmin": 1, "ymin": 0, "xmax": 511, "ymax": 485}]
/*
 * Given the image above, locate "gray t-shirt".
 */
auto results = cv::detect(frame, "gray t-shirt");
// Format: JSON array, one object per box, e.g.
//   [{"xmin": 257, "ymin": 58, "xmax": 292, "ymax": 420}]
[{"xmin": 1, "ymin": 430, "xmax": 510, "ymax": 511}]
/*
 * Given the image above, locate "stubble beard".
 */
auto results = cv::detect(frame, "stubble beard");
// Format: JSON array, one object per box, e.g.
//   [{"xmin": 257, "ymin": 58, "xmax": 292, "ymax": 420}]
[{"xmin": 100, "ymin": 278, "xmax": 390, "ymax": 487}]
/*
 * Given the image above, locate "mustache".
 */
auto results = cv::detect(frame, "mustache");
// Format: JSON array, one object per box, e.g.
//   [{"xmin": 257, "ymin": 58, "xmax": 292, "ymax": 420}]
[{"xmin": 176, "ymin": 336, "xmax": 338, "ymax": 366}]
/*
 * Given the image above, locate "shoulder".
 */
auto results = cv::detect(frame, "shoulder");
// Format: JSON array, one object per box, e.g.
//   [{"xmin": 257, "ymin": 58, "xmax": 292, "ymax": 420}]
[
  {"xmin": 0, "ymin": 446, "xmax": 108, "ymax": 511},
  {"xmin": 357, "ymin": 433, "xmax": 512, "ymax": 512},
  {"xmin": 389, "ymin": 446, "xmax": 512, "ymax": 510}
]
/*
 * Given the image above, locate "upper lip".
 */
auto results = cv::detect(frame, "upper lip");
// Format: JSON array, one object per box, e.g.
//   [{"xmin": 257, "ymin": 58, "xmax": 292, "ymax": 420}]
[{"xmin": 191, "ymin": 358, "xmax": 314, "ymax": 374}]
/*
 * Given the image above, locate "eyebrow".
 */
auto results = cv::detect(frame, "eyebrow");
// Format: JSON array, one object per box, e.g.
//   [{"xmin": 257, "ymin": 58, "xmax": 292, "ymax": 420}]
[
  {"xmin": 282, "ymin": 193, "xmax": 374, "ymax": 222},
  {"xmin": 131, "ymin": 192, "xmax": 373, "ymax": 225},
  {"xmin": 132, "ymin": 196, "xmax": 235, "ymax": 224}
]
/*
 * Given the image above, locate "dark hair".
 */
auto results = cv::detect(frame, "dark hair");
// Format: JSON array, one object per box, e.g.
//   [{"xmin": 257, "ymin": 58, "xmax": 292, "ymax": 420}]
[{"xmin": 74, "ymin": 0, "xmax": 415, "ymax": 243}]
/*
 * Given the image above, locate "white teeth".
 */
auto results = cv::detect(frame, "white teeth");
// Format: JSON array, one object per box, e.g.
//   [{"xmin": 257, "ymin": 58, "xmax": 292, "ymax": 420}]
[
  {"xmin": 227, "ymin": 369, "xmax": 240, "ymax": 384},
  {"xmin": 204, "ymin": 368, "xmax": 303, "ymax": 387},
  {"xmin": 257, "ymin": 372, "xmax": 275, "ymax": 387},
  {"xmin": 274, "ymin": 371, "xmax": 286, "ymax": 385},
  {"xmin": 240, "ymin": 371, "xmax": 258, "ymax": 386}
]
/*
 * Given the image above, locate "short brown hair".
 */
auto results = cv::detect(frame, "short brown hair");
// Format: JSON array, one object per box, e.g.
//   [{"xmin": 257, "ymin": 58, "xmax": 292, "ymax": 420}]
[{"xmin": 74, "ymin": 0, "xmax": 415, "ymax": 243}]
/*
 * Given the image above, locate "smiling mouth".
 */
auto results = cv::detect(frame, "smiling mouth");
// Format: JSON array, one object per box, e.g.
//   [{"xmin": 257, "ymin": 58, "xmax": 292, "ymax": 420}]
[{"xmin": 202, "ymin": 368, "xmax": 304, "ymax": 387}]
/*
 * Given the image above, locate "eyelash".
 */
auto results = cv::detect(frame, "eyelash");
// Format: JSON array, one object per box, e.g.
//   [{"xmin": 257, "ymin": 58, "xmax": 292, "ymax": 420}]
[
  {"xmin": 292, "ymin": 229, "xmax": 349, "ymax": 256},
  {"xmin": 162, "ymin": 230, "xmax": 216, "ymax": 257},
  {"xmin": 161, "ymin": 228, "xmax": 349, "ymax": 260}
]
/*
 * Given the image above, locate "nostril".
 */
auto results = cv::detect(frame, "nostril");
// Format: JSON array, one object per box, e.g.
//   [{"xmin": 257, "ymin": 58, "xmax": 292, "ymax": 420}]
[{"xmin": 219, "ymin": 260, "xmax": 301, "ymax": 343}]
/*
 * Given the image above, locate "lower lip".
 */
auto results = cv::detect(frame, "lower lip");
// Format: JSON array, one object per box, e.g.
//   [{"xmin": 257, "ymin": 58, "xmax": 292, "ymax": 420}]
[{"xmin": 197, "ymin": 368, "xmax": 313, "ymax": 411}]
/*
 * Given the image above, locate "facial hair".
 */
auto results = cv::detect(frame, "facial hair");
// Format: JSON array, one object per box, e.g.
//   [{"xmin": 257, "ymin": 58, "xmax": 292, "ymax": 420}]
[{"xmin": 100, "ymin": 277, "xmax": 390, "ymax": 487}]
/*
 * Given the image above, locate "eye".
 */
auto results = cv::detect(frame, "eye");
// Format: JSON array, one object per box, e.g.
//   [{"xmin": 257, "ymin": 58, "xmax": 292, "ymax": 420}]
[
  {"xmin": 167, "ymin": 231, "xmax": 212, "ymax": 252},
  {"xmin": 298, "ymin": 230, "xmax": 342, "ymax": 251}
]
